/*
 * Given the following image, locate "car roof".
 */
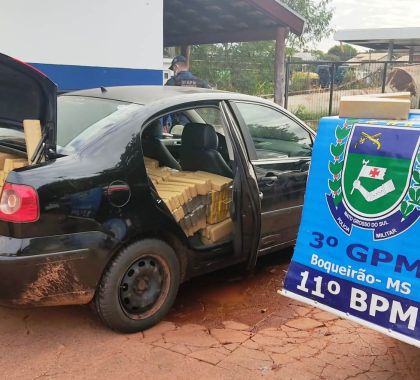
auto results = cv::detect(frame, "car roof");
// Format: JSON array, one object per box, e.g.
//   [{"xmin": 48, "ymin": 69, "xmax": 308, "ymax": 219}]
[{"xmin": 61, "ymin": 85, "xmax": 265, "ymax": 106}]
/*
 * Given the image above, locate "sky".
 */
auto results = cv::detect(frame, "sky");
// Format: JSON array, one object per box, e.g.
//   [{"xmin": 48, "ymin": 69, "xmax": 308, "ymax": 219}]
[{"xmin": 315, "ymin": 0, "xmax": 420, "ymax": 52}]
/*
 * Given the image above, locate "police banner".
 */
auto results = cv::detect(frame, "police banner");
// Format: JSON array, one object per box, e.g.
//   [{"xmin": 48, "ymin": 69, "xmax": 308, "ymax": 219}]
[{"xmin": 282, "ymin": 114, "xmax": 420, "ymax": 347}]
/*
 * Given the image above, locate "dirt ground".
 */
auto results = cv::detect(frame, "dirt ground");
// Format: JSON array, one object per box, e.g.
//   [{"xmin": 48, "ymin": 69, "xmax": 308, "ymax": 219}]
[{"xmin": 1, "ymin": 250, "xmax": 419, "ymax": 380}]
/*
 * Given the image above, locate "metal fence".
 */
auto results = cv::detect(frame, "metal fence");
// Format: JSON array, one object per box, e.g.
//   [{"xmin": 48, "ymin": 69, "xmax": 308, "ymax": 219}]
[
  {"xmin": 284, "ymin": 60, "xmax": 420, "ymax": 129},
  {"xmin": 190, "ymin": 53, "xmax": 420, "ymax": 129},
  {"xmin": 191, "ymin": 56, "xmax": 275, "ymax": 96}
]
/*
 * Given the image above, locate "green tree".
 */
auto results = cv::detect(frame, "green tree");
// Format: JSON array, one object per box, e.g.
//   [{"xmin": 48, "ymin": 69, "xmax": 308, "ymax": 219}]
[
  {"xmin": 192, "ymin": 42, "xmax": 276, "ymax": 95},
  {"xmin": 283, "ymin": 0, "xmax": 334, "ymax": 48},
  {"xmin": 190, "ymin": 0, "xmax": 334, "ymax": 95},
  {"xmin": 327, "ymin": 44, "xmax": 358, "ymax": 61}
]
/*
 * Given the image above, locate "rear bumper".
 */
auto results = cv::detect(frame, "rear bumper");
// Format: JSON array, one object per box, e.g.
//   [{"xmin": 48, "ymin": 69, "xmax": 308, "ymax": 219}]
[{"xmin": 0, "ymin": 232, "xmax": 116, "ymax": 307}]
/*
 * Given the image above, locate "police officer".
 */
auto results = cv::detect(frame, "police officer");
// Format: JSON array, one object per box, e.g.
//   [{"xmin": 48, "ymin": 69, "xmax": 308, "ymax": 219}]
[{"xmin": 166, "ymin": 55, "xmax": 210, "ymax": 88}]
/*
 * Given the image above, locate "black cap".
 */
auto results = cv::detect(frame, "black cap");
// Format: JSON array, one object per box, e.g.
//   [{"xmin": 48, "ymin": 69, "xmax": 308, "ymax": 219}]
[{"xmin": 169, "ymin": 55, "xmax": 187, "ymax": 70}]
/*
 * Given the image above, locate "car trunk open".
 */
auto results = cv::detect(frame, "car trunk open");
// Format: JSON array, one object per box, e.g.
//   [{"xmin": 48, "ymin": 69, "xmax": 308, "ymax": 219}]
[{"xmin": 0, "ymin": 52, "xmax": 57, "ymax": 187}]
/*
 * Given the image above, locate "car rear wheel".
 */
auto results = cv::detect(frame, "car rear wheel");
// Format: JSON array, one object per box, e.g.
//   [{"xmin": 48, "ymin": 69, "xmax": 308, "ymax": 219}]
[{"xmin": 94, "ymin": 239, "xmax": 180, "ymax": 333}]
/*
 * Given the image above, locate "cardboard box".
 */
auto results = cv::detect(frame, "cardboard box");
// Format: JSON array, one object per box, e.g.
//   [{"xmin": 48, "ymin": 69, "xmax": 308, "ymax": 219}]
[
  {"xmin": 339, "ymin": 96, "xmax": 410, "ymax": 120},
  {"xmin": 0, "ymin": 153, "xmax": 21, "ymax": 170},
  {"xmin": 3, "ymin": 158, "xmax": 27, "ymax": 174},
  {"xmin": 363, "ymin": 92, "xmax": 411, "ymax": 100},
  {"xmin": 23, "ymin": 119, "xmax": 42, "ymax": 164}
]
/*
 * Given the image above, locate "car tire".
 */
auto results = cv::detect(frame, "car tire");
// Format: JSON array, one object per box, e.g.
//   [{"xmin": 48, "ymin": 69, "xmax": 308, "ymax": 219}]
[{"xmin": 94, "ymin": 239, "xmax": 180, "ymax": 333}]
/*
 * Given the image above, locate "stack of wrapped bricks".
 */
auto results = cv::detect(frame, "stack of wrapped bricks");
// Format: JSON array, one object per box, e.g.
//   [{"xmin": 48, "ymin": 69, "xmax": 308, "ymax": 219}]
[{"xmin": 144, "ymin": 157, "xmax": 233, "ymax": 244}]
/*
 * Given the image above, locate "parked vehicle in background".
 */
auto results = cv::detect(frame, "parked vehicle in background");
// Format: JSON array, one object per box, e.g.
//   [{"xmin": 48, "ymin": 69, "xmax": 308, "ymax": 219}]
[
  {"xmin": 317, "ymin": 64, "xmax": 351, "ymax": 87},
  {"xmin": 290, "ymin": 71, "xmax": 320, "ymax": 92},
  {"xmin": 0, "ymin": 53, "xmax": 314, "ymax": 332}
]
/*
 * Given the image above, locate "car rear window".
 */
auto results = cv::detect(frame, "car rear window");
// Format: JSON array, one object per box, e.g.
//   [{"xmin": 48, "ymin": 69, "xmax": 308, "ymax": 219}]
[{"xmin": 57, "ymin": 96, "xmax": 142, "ymax": 153}]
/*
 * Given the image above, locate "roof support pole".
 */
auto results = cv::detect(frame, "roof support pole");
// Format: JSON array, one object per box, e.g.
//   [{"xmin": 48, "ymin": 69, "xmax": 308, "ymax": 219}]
[
  {"xmin": 387, "ymin": 41, "xmax": 394, "ymax": 61},
  {"xmin": 274, "ymin": 27, "xmax": 288, "ymax": 106},
  {"xmin": 409, "ymin": 45, "xmax": 414, "ymax": 63},
  {"xmin": 181, "ymin": 45, "xmax": 191, "ymax": 69}
]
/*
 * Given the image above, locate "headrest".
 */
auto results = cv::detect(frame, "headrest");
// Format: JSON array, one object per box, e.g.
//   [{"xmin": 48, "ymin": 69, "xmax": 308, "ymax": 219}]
[
  {"xmin": 143, "ymin": 120, "xmax": 162, "ymax": 139},
  {"xmin": 182, "ymin": 123, "xmax": 218, "ymax": 150}
]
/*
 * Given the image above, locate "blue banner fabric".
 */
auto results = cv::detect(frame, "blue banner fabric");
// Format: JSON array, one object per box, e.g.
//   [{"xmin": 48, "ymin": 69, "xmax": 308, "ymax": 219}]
[{"xmin": 282, "ymin": 116, "xmax": 420, "ymax": 348}]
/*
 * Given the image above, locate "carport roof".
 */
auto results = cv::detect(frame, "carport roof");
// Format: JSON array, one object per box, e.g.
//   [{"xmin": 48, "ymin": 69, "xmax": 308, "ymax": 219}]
[
  {"xmin": 164, "ymin": 0, "xmax": 305, "ymax": 46},
  {"xmin": 335, "ymin": 27, "xmax": 420, "ymax": 53}
]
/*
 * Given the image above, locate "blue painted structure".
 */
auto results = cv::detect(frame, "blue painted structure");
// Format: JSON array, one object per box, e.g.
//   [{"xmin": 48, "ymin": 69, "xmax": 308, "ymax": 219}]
[{"xmin": 31, "ymin": 63, "xmax": 163, "ymax": 91}]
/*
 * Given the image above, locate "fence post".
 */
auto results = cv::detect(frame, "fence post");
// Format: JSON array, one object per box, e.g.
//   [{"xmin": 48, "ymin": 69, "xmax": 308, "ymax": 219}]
[
  {"xmin": 381, "ymin": 62, "xmax": 388, "ymax": 93},
  {"xmin": 284, "ymin": 58, "xmax": 290, "ymax": 109},
  {"xmin": 328, "ymin": 63, "xmax": 336, "ymax": 116}
]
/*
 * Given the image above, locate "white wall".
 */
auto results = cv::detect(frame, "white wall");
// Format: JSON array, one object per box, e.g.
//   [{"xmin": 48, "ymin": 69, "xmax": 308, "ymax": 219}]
[{"xmin": 0, "ymin": 0, "xmax": 163, "ymax": 70}]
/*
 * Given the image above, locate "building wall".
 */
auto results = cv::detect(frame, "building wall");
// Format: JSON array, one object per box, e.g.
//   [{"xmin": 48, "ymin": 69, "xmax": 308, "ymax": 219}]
[{"xmin": 0, "ymin": 0, "xmax": 163, "ymax": 90}]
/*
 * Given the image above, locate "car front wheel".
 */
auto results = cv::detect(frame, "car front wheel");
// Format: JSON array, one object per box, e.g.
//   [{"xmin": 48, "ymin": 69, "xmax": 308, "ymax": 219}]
[{"xmin": 94, "ymin": 239, "xmax": 180, "ymax": 333}]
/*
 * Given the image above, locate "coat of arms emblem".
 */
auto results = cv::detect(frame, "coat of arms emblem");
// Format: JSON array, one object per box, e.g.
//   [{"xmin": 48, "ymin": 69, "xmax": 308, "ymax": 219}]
[{"xmin": 326, "ymin": 121, "xmax": 420, "ymax": 240}]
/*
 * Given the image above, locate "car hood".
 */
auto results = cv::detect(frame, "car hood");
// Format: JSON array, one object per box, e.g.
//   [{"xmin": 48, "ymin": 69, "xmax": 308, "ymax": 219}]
[{"xmin": 0, "ymin": 52, "xmax": 57, "ymax": 153}]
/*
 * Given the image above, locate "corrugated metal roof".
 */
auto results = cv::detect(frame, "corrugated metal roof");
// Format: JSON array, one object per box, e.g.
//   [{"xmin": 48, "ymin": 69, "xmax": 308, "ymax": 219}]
[
  {"xmin": 164, "ymin": 0, "xmax": 305, "ymax": 46},
  {"xmin": 335, "ymin": 27, "xmax": 420, "ymax": 53}
]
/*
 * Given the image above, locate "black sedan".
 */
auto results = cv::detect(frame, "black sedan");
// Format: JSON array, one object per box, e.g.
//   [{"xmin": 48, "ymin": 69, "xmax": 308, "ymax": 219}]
[{"xmin": 0, "ymin": 53, "xmax": 314, "ymax": 332}]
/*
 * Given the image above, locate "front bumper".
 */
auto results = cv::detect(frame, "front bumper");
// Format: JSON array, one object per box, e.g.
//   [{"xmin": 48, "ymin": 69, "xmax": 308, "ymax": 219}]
[{"xmin": 0, "ymin": 232, "xmax": 116, "ymax": 307}]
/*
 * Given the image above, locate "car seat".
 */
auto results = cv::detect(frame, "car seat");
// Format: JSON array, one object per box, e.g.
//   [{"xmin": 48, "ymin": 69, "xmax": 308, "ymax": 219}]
[
  {"xmin": 142, "ymin": 121, "xmax": 181, "ymax": 170},
  {"xmin": 180, "ymin": 123, "xmax": 233, "ymax": 178}
]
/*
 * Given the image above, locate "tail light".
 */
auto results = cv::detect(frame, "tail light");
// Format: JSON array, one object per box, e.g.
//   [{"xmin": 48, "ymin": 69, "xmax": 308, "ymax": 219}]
[{"xmin": 0, "ymin": 183, "xmax": 39, "ymax": 222}]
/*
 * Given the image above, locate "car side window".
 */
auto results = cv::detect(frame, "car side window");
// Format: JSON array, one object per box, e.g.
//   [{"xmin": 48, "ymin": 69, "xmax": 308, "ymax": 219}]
[
  {"xmin": 169, "ymin": 107, "xmax": 225, "ymax": 137},
  {"xmin": 235, "ymin": 102, "xmax": 312, "ymax": 160},
  {"xmin": 194, "ymin": 108, "xmax": 225, "ymax": 135}
]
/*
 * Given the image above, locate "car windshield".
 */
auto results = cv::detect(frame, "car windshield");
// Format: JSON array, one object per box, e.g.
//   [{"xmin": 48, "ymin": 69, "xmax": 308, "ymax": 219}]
[{"xmin": 57, "ymin": 96, "xmax": 143, "ymax": 154}]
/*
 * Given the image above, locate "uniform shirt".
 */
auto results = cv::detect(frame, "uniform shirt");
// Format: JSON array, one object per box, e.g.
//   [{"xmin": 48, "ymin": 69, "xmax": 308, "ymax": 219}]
[{"xmin": 165, "ymin": 71, "xmax": 210, "ymax": 88}]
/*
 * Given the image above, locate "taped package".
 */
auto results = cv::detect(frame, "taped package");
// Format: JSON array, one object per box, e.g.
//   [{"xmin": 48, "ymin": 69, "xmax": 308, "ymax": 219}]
[
  {"xmin": 185, "ymin": 171, "xmax": 232, "ymax": 224},
  {"xmin": 144, "ymin": 157, "xmax": 233, "ymax": 242},
  {"xmin": 201, "ymin": 218, "xmax": 234, "ymax": 244}
]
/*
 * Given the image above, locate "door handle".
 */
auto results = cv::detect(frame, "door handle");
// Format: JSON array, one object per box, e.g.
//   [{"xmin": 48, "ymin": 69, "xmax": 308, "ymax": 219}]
[{"xmin": 260, "ymin": 176, "xmax": 277, "ymax": 186}]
